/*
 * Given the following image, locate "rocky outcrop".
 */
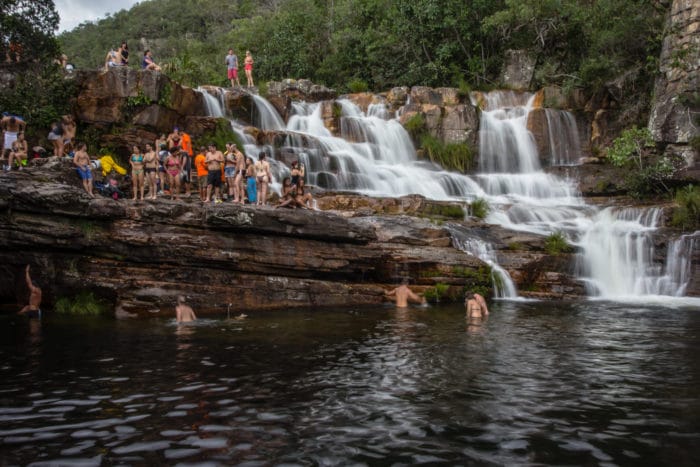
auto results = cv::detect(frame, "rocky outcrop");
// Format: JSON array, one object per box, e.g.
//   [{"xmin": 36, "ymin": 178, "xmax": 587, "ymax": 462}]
[
  {"xmin": 648, "ymin": 0, "xmax": 700, "ymax": 174},
  {"xmin": 0, "ymin": 162, "xmax": 592, "ymax": 316},
  {"xmin": 266, "ymin": 79, "xmax": 337, "ymax": 121},
  {"xmin": 398, "ymin": 86, "xmax": 480, "ymax": 148},
  {"xmin": 500, "ymin": 49, "xmax": 536, "ymax": 90}
]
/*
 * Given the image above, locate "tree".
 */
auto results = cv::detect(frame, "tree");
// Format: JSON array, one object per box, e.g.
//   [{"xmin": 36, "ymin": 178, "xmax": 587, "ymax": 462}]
[{"xmin": 0, "ymin": 0, "xmax": 60, "ymax": 62}]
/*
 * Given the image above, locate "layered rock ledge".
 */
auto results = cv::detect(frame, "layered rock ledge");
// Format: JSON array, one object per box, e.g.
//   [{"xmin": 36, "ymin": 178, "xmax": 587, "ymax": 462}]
[{"xmin": 0, "ymin": 161, "xmax": 588, "ymax": 317}]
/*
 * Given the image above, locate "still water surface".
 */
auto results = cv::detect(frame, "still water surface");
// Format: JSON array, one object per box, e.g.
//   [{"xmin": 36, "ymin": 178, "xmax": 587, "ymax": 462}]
[{"xmin": 1, "ymin": 301, "xmax": 699, "ymax": 466}]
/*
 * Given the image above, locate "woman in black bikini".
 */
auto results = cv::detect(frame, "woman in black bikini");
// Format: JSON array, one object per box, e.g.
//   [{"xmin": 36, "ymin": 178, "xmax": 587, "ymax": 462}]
[{"xmin": 143, "ymin": 143, "xmax": 159, "ymax": 199}]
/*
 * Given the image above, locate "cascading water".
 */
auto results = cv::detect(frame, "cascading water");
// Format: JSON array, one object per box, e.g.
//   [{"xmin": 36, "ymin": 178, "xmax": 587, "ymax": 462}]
[
  {"xmin": 545, "ymin": 109, "xmax": 583, "ymax": 166},
  {"xmin": 193, "ymin": 86, "xmax": 697, "ymax": 303},
  {"xmin": 449, "ymin": 226, "xmax": 518, "ymax": 298}
]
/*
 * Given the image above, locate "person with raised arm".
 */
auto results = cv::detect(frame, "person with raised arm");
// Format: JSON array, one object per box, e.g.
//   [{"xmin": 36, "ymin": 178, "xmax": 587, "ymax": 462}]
[
  {"xmin": 18, "ymin": 265, "xmax": 42, "ymax": 319},
  {"xmin": 385, "ymin": 278, "xmax": 426, "ymax": 308}
]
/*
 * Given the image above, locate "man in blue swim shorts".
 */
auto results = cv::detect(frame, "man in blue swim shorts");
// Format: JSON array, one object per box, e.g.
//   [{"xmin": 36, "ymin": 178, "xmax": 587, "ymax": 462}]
[{"xmin": 73, "ymin": 143, "xmax": 95, "ymax": 198}]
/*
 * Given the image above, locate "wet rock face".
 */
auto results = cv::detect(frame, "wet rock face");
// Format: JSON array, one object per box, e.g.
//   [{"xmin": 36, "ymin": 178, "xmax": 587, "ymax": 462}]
[
  {"xmin": 0, "ymin": 164, "xmax": 592, "ymax": 316},
  {"xmin": 266, "ymin": 79, "xmax": 337, "ymax": 119}
]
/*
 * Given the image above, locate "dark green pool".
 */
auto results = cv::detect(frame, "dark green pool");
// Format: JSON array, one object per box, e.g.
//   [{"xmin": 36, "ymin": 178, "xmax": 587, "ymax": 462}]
[{"xmin": 1, "ymin": 301, "xmax": 699, "ymax": 465}]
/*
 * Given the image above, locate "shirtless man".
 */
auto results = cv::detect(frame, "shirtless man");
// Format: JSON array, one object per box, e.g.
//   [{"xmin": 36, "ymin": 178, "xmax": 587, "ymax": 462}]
[
  {"xmin": 1, "ymin": 114, "xmax": 26, "ymax": 168},
  {"xmin": 385, "ymin": 278, "xmax": 426, "ymax": 308},
  {"xmin": 73, "ymin": 143, "xmax": 94, "ymax": 198},
  {"xmin": 204, "ymin": 143, "xmax": 224, "ymax": 203},
  {"xmin": 176, "ymin": 295, "xmax": 197, "ymax": 323},
  {"xmin": 18, "ymin": 265, "xmax": 42, "ymax": 319},
  {"xmin": 232, "ymin": 145, "xmax": 246, "ymax": 203}
]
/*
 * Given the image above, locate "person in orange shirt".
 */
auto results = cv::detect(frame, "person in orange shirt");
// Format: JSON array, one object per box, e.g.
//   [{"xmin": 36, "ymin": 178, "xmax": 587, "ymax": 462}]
[{"xmin": 194, "ymin": 146, "xmax": 208, "ymax": 201}]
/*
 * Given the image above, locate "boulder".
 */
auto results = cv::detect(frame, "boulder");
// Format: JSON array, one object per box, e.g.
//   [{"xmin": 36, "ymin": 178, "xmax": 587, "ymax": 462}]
[{"xmin": 500, "ymin": 49, "xmax": 536, "ymax": 90}]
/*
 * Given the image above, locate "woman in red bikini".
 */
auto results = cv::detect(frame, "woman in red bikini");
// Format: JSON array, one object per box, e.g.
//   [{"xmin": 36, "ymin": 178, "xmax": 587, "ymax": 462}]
[{"xmin": 244, "ymin": 51, "xmax": 254, "ymax": 87}]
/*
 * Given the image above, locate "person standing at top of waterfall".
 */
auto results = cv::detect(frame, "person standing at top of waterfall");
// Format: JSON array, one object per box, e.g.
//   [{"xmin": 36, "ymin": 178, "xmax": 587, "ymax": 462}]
[
  {"xmin": 225, "ymin": 49, "xmax": 240, "ymax": 88},
  {"xmin": 254, "ymin": 152, "xmax": 271, "ymax": 206},
  {"xmin": 385, "ymin": 278, "xmax": 426, "ymax": 308},
  {"xmin": 244, "ymin": 51, "xmax": 254, "ymax": 87}
]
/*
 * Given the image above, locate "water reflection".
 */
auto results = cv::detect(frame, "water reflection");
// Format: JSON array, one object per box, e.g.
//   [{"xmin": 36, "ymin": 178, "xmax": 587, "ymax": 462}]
[{"xmin": 1, "ymin": 302, "xmax": 699, "ymax": 465}]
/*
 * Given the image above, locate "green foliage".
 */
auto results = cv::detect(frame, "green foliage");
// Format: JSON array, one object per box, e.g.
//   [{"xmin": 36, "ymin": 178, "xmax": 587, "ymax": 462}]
[
  {"xmin": 469, "ymin": 198, "xmax": 489, "ymax": 219},
  {"xmin": 347, "ymin": 79, "xmax": 369, "ymax": 93},
  {"xmin": 453, "ymin": 264, "xmax": 493, "ymax": 298},
  {"xmin": 670, "ymin": 185, "xmax": 700, "ymax": 231},
  {"xmin": 55, "ymin": 292, "xmax": 109, "ymax": 315},
  {"xmin": 124, "ymin": 90, "xmax": 152, "ymax": 115},
  {"xmin": 607, "ymin": 126, "xmax": 655, "ymax": 170},
  {"xmin": 690, "ymin": 136, "xmax": 700, "ymax": 154},
  {"xmin": 423, "ymin": 283, "xmax": 451, "ymax": 302},
  {"xmin": 158, "ymin": 82, "xmax": 173, "ymax": 107},
  {"xmin": 420, "ymin": 135, "xmax": 474, "ymax": 173},
  {"xmin": 421, "ymin": 204, "xmax": 465, "ymax": 219},
  {"xmin": 544, "ymin": 231, "xmax": 573, "ymax": 255},
  {"xmin": 56, "ymin": 0, "xmax": 667, "ymax": 97},
  {"xmin": 199, "ymin": 119, "xmax": 244, "ymax": 153},
  {"xmin": 0, "ymin": 0, "xmax": 60, "ymax": 62},
  {"xmin": 0, "ymin": 64, "xmax": 76, "ymax": 141},
  {"xmin": 403, "ymin": 113, "xmax": 425, "ymax": 140}
]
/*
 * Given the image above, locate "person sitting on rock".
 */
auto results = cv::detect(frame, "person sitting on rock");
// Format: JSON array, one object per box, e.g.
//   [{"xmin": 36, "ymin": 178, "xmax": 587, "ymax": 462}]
[
  {"xmin": 295, "ymin": 177, "xmax": 314, "ymax": 209},
  {"xmin": 7, "ymin": 132, "xmax": 27, "ymax": 170},
  {"xmin": 276, "ymin": 177, "xmax": 300, "ymax": 209},
  {"xmin": 142, "ymin": 50, "xmax": 161, "ymax": 71},
  {"xmin": 73, "ymin": 143, "xmax": 94, "ymax": 198}
]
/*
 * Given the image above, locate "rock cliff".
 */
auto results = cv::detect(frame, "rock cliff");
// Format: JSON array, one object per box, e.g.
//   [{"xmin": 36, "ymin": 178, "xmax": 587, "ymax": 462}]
[{"xmin": 0, "ymin": 161, "xmax": 587, "ymax": 317}]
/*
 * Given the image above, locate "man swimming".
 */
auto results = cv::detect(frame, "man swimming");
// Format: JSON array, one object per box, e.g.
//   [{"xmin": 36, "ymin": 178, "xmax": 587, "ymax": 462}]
[
  {"xmin": 18, "ymin": 265, "xmax": 42, "ymax": 319},
  {"xmin": 385, "ymin": 278, "xmax": 426, "ymax": 308},
  {"xmin": 176, "ymin": 295, "xmax": 197, "ymax": 323}
]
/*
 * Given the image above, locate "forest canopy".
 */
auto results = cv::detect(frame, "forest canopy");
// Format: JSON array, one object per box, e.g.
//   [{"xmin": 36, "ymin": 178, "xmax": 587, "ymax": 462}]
[{"xmin": 58, "ymin": 0, "xmax": 667, "ymax": 94}]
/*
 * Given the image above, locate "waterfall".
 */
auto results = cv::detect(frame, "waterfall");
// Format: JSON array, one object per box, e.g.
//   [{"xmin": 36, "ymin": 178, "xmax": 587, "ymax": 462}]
[
  {"xmin": 251, "ymin": 94, "xmax": 285, "ymax": 131},
  {"xmin": 192, "ymin": 87, "xmax": 698, "ymax": 303},
  {"xmin": 197, "ymin": 86, "xmax": 225, "ymax": 118},
  {"xmin": 577, "ymin": 210, "xmax": 698, "ymax": 299},
  {"xmin": 545, "ymin": 109, "xmax": 583, "ymax": 166},
  {"xmin": 449, "ymin": 226, "xmax": 518, "ymax": 299}
]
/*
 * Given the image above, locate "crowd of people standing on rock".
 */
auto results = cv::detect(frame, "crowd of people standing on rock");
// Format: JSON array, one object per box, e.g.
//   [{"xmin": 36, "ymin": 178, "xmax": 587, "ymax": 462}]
[{"xmin": 60, "ymin": 125, "xmax": 315, "ymax": 208}]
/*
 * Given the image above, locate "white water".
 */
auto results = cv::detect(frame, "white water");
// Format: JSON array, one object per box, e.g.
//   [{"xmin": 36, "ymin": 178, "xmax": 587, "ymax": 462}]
[
  {"xmin": 194, "ymin": 87, "xmax": 698, "ymax": 303},
  {"xmin": 449, "ymin": 227, "xmax": 518, "ymax": 299},
  {"xmin": 545, "ymin": 109, "xmax": 583, "ymax": 166}
]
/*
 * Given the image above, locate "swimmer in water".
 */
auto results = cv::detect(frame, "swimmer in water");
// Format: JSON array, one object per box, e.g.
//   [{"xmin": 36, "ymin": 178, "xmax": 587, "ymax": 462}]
[
  {"xmin": 18, "ymin": 265, "xmax": 42, "ymax": 319},
  {"xmin": 176, "ymin": 295, "xmax": 197, "ymax": 323},
  {"xmin": 384, "ymin": 278, "xmax": 426, "ymax": 308}
]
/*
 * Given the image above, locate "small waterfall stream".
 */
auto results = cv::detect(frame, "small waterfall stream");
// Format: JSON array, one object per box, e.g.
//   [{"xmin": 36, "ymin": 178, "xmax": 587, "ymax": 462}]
[{"xmin": 195, "ymin": 87, "xmax": 698, "ymax": 303}]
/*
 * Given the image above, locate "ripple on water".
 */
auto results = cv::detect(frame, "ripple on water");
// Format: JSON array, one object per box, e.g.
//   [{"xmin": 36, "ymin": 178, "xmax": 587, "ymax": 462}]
[{"xmin": 112, "ymin": 440, "xmax": 171, "ymax": 454}]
